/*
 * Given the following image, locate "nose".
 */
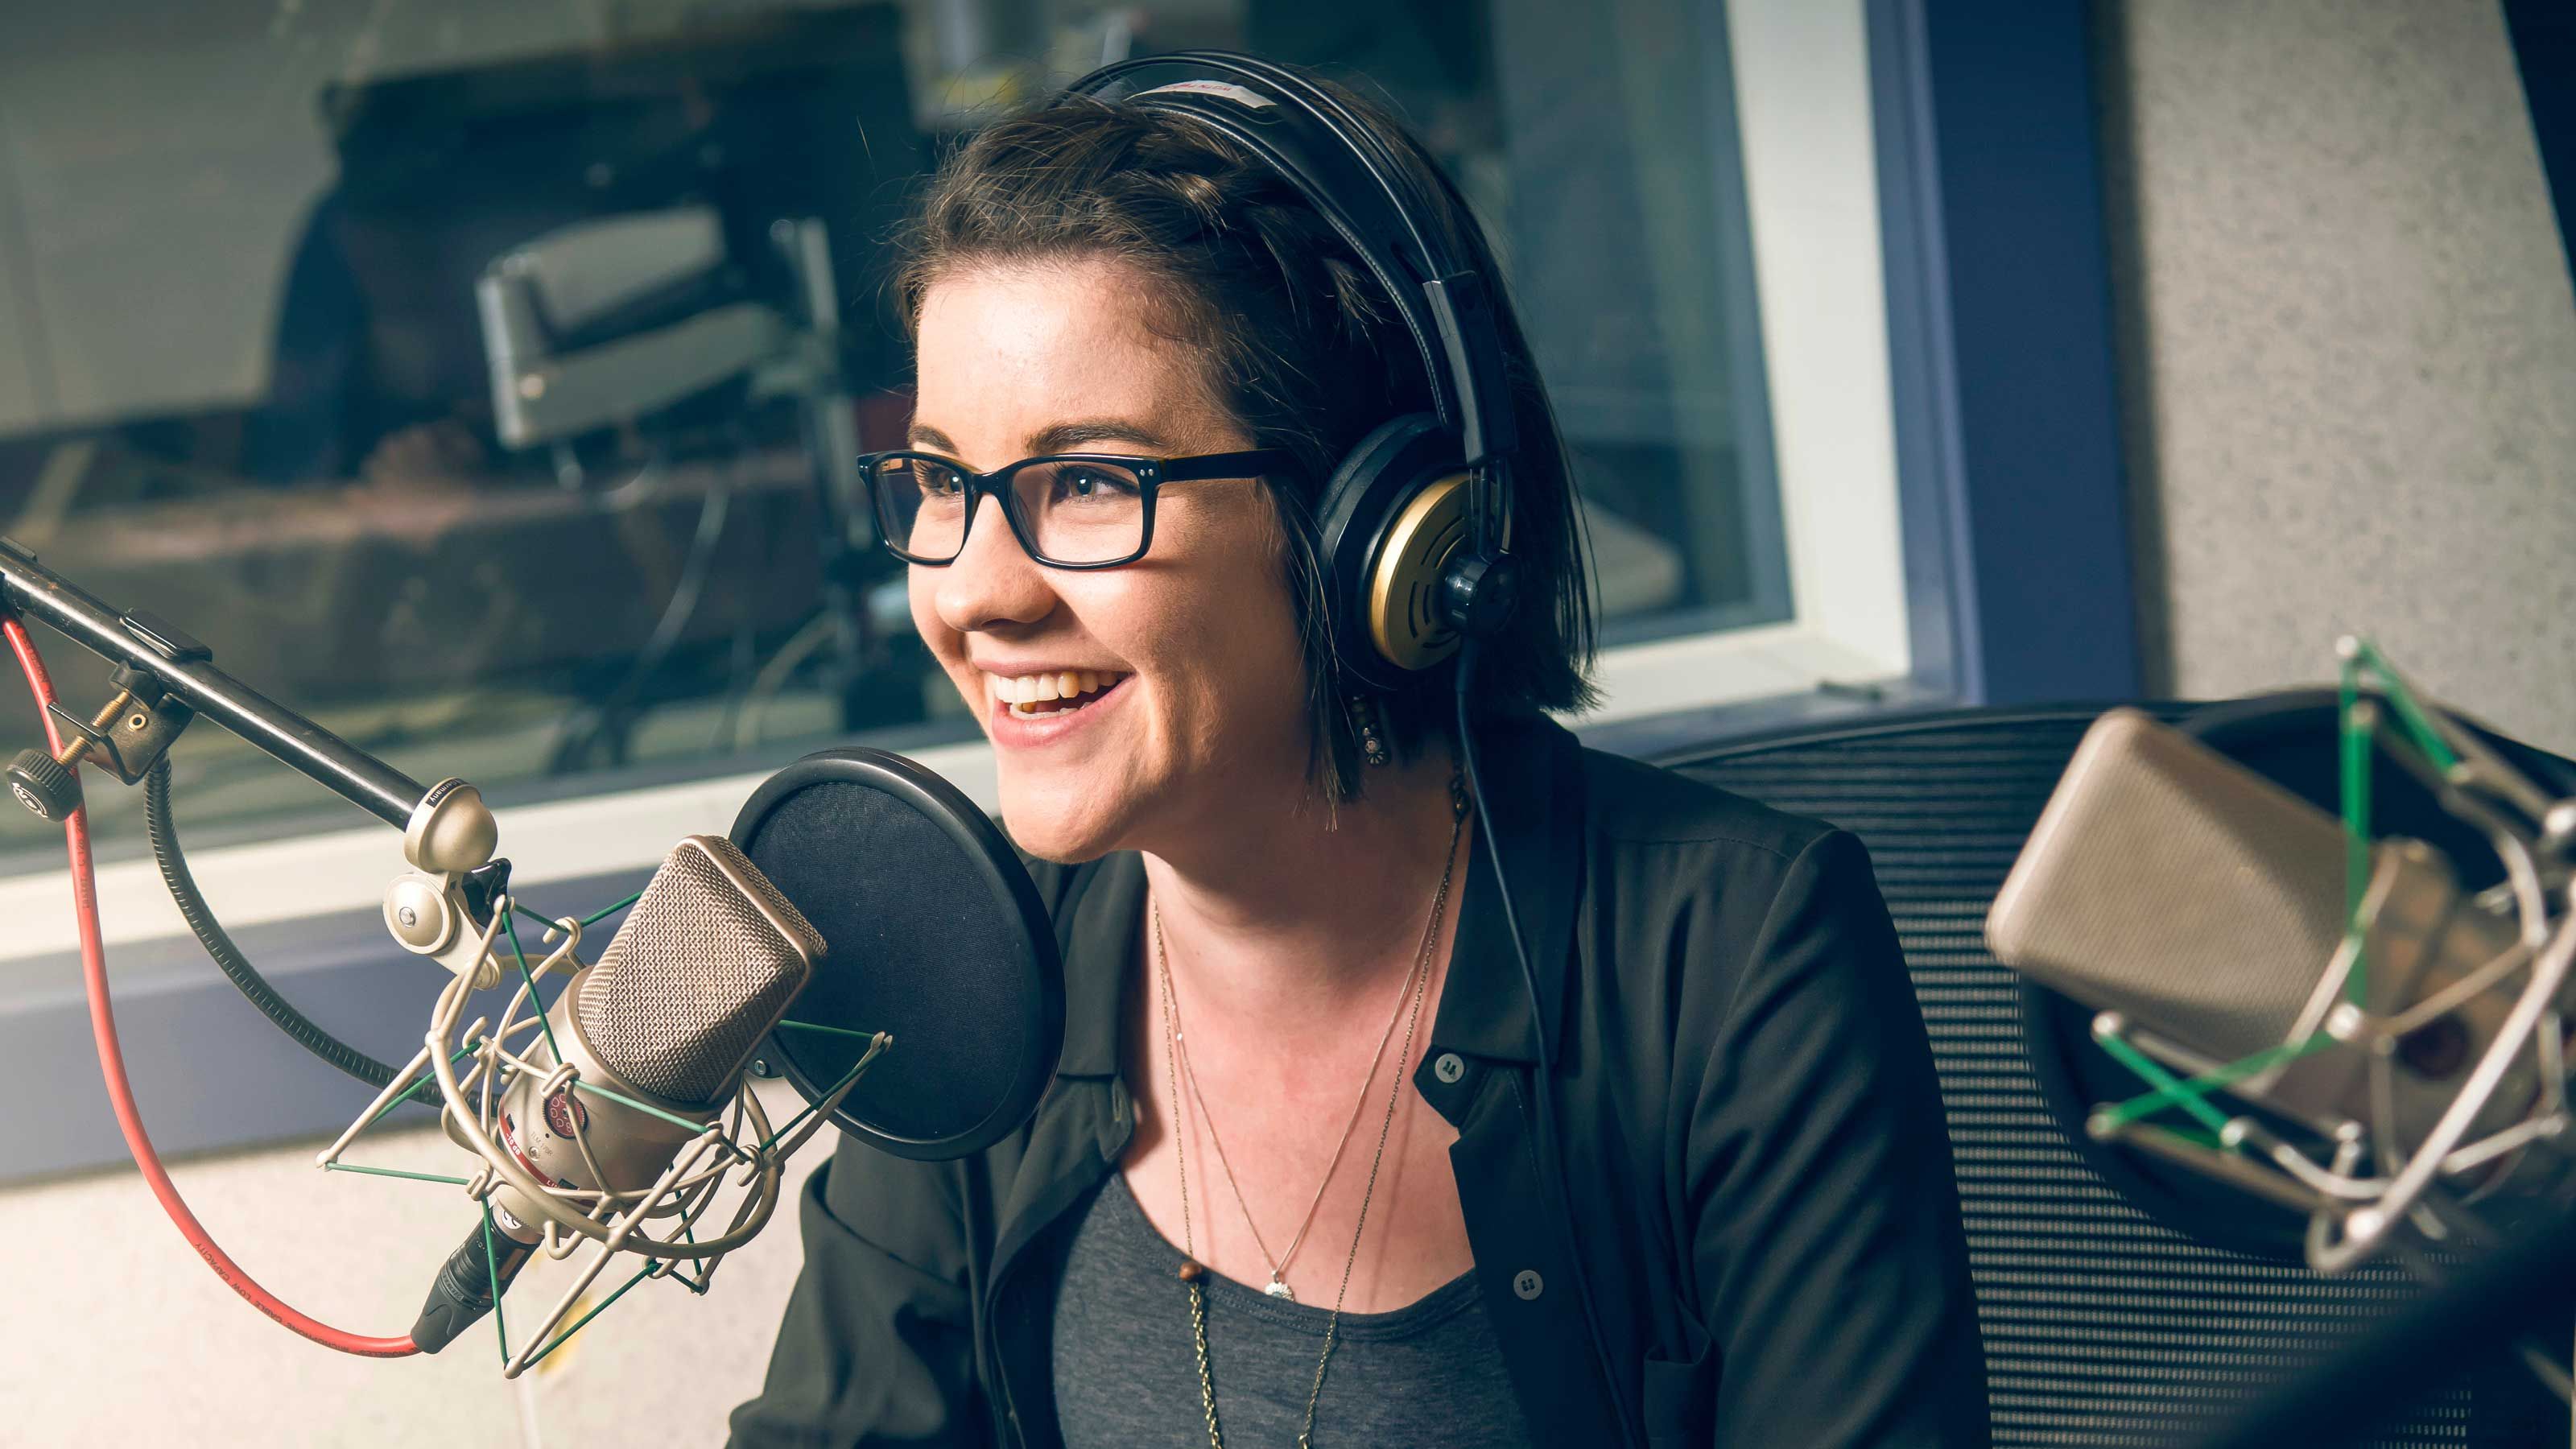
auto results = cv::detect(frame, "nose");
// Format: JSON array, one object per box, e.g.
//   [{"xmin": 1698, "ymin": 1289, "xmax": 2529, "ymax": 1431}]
[{"xmin": 929, "ymin": 491, "xmax": 1057, "ymax": 636}]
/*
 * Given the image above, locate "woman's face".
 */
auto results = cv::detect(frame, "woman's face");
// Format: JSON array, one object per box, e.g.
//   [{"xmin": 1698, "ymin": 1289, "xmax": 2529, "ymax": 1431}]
[{"xmin": 907, "ymin": 256, "xmax": 1312, "ymax": 862}]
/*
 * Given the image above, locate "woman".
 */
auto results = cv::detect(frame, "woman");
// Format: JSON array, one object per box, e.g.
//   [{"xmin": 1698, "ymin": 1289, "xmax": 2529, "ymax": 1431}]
[{"xmin": 731, "ymin": 58, "xmax": 1986, "ymax": 1449}]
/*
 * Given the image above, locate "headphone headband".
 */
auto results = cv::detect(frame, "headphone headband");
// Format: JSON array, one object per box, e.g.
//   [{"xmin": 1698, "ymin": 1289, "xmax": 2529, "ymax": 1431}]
[{"xmin": 1061, "ymin": 52, "xmax": 1517, "ymax": 558}]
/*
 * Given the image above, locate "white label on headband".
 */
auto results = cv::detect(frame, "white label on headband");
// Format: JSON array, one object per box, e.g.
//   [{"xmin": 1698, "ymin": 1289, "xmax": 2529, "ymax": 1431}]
[{"xmin": 1135, "ymin": 80, "xmax": 1274, "ymax": 109}]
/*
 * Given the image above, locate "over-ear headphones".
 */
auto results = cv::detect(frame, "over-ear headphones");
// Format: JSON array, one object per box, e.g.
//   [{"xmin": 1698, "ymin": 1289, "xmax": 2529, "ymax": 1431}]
[{"xmin": 1061, "ymin": 52, "xmax": 1521, "ymax": 694}]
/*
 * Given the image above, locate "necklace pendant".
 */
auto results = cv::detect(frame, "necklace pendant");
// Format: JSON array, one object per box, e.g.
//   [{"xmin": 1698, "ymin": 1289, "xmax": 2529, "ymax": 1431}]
[{"xmin": 1263, "ymin": 1275, "xmax": 1297, "ymax": 1301}]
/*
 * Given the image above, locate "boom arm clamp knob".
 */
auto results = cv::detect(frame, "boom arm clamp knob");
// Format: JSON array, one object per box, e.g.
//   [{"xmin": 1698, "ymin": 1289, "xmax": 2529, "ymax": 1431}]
[{"xmin": 7, "ymin": 747, "xmax": 80, "ymax": 821}]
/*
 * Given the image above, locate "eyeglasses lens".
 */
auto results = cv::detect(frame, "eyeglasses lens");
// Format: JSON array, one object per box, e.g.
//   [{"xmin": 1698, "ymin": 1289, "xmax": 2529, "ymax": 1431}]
[{"xmin": 870, "ymin": 456, "xmax": 1148, "ymax": 565}]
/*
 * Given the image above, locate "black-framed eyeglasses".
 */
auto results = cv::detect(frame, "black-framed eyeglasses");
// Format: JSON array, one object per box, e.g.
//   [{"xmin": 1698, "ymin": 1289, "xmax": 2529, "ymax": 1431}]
[{"xmin": 861, "ymin": 448, "xmax": 1296, "ymax": 569}]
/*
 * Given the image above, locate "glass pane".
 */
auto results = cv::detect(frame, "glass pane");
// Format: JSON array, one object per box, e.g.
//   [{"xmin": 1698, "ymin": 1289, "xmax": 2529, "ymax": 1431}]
[{"xmin": 0, "ymin": 0, "xmax": 1788, "ymax": 861}]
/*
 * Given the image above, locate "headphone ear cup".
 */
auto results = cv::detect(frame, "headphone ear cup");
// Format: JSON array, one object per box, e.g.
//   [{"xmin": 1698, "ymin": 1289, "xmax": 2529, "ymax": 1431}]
[{"xmin": 1315, "ymin": 415, "xmax": 1471, "ymax": 692}]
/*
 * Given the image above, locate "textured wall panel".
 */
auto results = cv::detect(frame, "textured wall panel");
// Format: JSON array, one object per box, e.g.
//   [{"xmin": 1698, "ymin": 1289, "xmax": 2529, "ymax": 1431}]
[{"xmin": 2102, "ymin": 0, "xmax": 2576, "ymax": 756}]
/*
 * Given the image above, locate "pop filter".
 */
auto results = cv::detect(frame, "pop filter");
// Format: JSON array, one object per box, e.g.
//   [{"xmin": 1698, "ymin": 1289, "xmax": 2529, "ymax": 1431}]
[{"xmin": 731, "ymin": 747, "xmax": 1063, "ymax": 1160}]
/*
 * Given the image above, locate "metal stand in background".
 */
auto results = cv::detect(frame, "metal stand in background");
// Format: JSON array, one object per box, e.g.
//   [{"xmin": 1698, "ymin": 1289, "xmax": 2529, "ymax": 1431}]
[{"xmin": 771, "ymin": 217, "xmax": 906, "ymax": 735}]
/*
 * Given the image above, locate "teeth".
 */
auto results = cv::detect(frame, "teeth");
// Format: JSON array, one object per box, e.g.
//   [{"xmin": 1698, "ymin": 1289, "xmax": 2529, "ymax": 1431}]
[{"xmin": 989, "ymin": 669, "xmax": 1125, "ymax": 714}]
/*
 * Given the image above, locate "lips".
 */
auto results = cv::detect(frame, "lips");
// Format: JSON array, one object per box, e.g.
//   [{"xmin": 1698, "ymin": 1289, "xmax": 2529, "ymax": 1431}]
[{"xmin": 985, "ymin": 671, "xmax": 1130, "ymax": 745}]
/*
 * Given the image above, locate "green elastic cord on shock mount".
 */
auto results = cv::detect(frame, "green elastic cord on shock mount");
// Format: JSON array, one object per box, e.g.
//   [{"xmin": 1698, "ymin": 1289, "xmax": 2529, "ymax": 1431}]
[
  {"xmin": 2092, "ymin": 637, "xmax": 2459, "ymax": 1141},
  {"xmin": 502, "ymin": 911, "xmax": 565, "ymax": 1067},
  {"xmin": 522, "ymin": 1262, "xmax": 658, "ymax": 1372},
  {"xmin": 755, "ymin": 1029, "xmax": 889, "ymax": 1156},
  {"xmin": 2331, "ymin": 638, "xmax": 2460, "ymax": 1009},
  {"xmin": 2091, "ymin": 1029, "xmax": 2339, "ymax": 1139}
]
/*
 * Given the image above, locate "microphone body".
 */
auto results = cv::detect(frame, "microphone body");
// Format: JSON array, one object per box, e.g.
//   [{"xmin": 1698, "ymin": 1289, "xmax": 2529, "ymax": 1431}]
[
  {"xmin": 455, "ymin": 968, "xmax": 730, "ymax": 1245},
  {"xmin": 1990, "ymin": 709, "xmax": 2544, "ymax": 1164},
  {"xmin": 411, "ymin": 835, "xmax": 820, "ymax": 1350}
]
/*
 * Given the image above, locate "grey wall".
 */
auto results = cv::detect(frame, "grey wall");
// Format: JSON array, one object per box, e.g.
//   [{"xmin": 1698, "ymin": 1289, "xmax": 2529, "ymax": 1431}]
[{"xmin": 2102, "ymin": 0, "xmax": 2576, "ymax": 755}]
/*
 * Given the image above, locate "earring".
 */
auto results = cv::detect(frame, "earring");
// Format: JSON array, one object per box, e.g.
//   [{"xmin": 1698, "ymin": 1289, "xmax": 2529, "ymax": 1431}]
[{"xmin": 1344, "ymin": 691, "xmax": 1391, "ymax": 767}]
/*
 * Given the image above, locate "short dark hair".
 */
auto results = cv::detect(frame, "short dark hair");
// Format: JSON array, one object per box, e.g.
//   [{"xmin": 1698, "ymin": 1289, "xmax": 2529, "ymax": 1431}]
[{"xmin": 896, "ymin": 68, "xmax": 1596, "ymax": 802}]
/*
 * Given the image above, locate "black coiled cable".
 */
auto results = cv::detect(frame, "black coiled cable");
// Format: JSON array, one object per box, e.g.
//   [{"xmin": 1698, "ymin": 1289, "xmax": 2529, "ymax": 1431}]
[{"xmin": 144, "ymin": 756, "xmax": 400, "ymax": 1088}]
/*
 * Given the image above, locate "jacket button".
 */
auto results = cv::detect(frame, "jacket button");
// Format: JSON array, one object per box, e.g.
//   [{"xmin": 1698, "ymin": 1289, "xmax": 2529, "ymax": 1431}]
[
  {"xmin": 1513, "ymin": 1269, "xmax": 1544, "ymax": 1300},
  {"xmin": 1434, "ymin": 1052, "xmax": 1466, "ymax": 1084}
]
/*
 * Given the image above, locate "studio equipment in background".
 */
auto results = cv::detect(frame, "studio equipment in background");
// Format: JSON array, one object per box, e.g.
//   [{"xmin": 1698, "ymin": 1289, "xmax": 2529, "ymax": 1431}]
[
  {"xmin": 1987, "ymin": 638, "xmax": 2576, "ymax": 1430},
  {"xmin": 474, "ymin": 202, "xmax": 901, "ymax": 759},
  {"xmin": 246, "ymin": 6, "xmax": 922, "ymax": 732},
  {"xmin": 2, "ymin": 535, "xmax": 1061, "ymax": 1374}
]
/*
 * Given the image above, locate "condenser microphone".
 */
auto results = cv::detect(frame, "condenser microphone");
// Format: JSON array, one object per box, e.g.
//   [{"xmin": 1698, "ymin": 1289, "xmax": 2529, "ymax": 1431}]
[
  {"xmin": 411, "ymin": 836, "xmax": 822, "ymax": 1352},
  {"xmin": 1988, "ymin": 708, "xmax": 2537, "ymax": 1155},
  {"xmin": 408, "ymin": 745, "xmax": 1063, "ymax": 1363}
]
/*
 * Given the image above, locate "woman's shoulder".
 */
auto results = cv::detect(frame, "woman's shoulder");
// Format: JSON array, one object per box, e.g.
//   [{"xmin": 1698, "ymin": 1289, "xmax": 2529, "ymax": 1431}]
[
  {"xmin": 1571, "ymin": 747, "xmax": 1894, "ymax": 1003},
  {"xmin": 1573, "ymin": 749, "xmax": 1913, "ymax": 1094},
  {"xmin": 1577, "ymin": 746, "xmax": 1843, "ymax": 866}
]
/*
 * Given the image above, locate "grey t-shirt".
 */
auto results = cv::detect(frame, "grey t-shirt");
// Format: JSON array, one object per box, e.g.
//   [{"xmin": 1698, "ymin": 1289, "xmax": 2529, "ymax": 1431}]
[{"xmin": 1051, "ymin": 1173, "xmax": 1536, "ymax": 1448}]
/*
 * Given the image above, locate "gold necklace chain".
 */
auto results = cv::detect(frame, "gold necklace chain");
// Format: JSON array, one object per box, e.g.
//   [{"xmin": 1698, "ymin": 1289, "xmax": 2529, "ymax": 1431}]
[
  {"xmin": 1152, "ymin": 787, "xmax": 1466, "ymax": 1449},
  {"xmin": 1171, "ymin": 881, "xmax": 1432, "ymax": 1299}
]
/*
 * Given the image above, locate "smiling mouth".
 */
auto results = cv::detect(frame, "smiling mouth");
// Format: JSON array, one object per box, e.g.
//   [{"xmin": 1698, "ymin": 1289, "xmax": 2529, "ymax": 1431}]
[{"xmin": 992, "ymin": 671, "xmax": 1127, "ymax": 720}]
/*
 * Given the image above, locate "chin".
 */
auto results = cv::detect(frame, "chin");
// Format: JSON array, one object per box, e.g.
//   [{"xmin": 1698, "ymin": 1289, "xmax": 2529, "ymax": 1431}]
[{"xmin": 997, "ymin": 774, "xmax": 1130, "ymax": 865}]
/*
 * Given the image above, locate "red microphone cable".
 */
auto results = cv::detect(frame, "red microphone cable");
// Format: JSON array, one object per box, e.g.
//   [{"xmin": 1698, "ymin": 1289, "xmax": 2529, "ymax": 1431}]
[{"xmin": 5, "ymin": 614, "xmax": 419, "ymax": 1357}]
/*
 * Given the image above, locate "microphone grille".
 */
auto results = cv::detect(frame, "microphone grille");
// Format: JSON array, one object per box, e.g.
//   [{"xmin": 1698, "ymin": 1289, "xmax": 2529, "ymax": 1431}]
[{"xmin": 580, "ymin": 836, "xmax": 823, "ymax": 1106}]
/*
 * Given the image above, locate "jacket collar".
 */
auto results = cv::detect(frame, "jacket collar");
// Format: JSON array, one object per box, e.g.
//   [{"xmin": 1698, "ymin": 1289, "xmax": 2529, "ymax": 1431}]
[
  {"xmin": 1054, "ymin": 850, "xmax": 1144, "ymax": 1080},
  {"xmin": 1435, "ymin": 710, "xmax": 1584, "ymax": 1064},
  {"xmin": 1050, "ymin": 711, "xmax": 1583, "ymax": 1080}
]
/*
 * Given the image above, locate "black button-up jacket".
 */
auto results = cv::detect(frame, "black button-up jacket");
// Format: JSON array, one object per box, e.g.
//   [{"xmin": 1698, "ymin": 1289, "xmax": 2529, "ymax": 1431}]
[{"xmin": 730, "ymin": 713, "xmax": 1989, "ymax": 1447}]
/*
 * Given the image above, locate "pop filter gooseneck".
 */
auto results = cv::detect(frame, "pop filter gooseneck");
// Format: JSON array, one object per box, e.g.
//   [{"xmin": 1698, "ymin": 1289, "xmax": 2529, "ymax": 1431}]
[{"xmin": 732, "ymin": 747, "xmax": 1064, "ymax": 1160}]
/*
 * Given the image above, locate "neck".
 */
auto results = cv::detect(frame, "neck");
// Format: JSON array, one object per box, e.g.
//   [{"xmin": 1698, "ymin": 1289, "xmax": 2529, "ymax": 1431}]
[{"xmin": 1140, "ymin": 742, "xmax": 1465, "ymax": 1034}]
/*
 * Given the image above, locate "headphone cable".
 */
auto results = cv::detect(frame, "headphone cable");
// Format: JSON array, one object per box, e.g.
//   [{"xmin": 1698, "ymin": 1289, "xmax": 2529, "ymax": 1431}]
[{"xmin": 1454, "ymin": 641, "xmax": 1645, "ymax": 1449}]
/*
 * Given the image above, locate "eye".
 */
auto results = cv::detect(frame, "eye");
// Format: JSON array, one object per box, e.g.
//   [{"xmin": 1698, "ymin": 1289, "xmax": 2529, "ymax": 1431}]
[{"xmin": 1048, "ymin": 464, "xmax": 1141, "ymax": 503}]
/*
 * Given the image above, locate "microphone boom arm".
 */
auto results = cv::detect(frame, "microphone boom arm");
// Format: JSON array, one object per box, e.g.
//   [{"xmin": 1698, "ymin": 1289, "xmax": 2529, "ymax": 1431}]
[{"xmin": 0, "ymin": 534, "xmax": 496, "ymax": 874}]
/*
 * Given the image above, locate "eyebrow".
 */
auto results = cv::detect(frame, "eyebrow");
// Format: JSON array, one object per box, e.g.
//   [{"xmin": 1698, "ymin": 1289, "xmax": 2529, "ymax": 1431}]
[
  {"xmin": 1027, "ymin": 419, "xmax": 1173, "ymax": 456},
  {"xmin": 904, "ymin": 418, "xmax": 1176, "ymax": 460}
]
